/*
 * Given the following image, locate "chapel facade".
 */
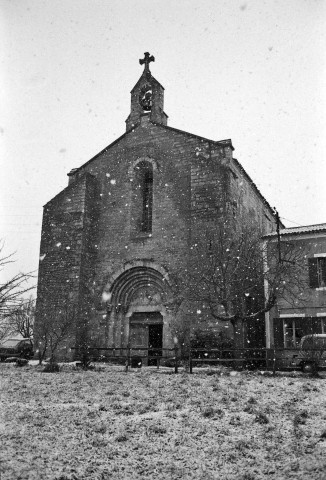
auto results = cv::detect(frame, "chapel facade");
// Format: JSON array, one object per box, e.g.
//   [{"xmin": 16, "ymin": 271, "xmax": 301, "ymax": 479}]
[{"xmin": 34, "ymin": 53, "xmax": 276, "ymax": 360}]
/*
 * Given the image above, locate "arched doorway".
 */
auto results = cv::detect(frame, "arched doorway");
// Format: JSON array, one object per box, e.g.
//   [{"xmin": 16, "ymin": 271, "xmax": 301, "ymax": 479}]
[{"xmin": 102, "ymin": 262, "xmax": 175, "ymax": 361}]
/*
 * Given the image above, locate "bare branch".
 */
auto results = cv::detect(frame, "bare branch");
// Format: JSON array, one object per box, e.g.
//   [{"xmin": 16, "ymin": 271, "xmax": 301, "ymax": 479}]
[
  {"xmin": 183, "ymin": 218, "xmax": 306, "ymax": 346},
  {"xmin": 0, "ymin": 243, "xmax": 36, "ymax": 317}
]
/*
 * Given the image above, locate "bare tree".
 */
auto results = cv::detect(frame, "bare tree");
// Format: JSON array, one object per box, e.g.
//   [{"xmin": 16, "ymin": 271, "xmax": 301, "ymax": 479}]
[
  {"xmin": 0, "ymin": 244, "xmax": 35, "ymax": 342},
  {"xmin": 0, "ymin": 243, "xmax": 35, "ymax": 317},
  {"xmin": 187, "ymin": 219, "xmax": 307, "ymax": 348},
  {"xmin": 1, "ymin": 296, "xmax": 35, "ymax": 341},
  {"xmin": 37, "ymin": 304, "xmax": 77, "ymax": 364},
  {"xmin": 0, "ymin": 317, "xmax": 14, "ymax": 343}
]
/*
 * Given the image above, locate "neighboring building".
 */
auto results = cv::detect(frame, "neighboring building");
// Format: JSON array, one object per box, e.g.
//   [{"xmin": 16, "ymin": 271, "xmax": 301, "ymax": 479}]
[
  {"xmin": 263, "ymin": 223, "xmax": 326, "ymax": 350},
  {"xmin": 34, "ymin": 53, "xmax": 276, "ymax": 360}
]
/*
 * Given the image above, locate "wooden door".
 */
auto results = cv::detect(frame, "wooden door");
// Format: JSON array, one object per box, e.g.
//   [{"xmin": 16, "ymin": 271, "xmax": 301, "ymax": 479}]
[{"xmin": 130, "ymin": 324, "xmax": 148, "ymax": 358}]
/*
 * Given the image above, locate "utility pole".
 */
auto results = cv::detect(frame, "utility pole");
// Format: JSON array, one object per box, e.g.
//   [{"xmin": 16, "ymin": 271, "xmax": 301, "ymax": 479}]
[{"xmin": 273, "ymin": 208, "xmax": 282, "ymax": 264}]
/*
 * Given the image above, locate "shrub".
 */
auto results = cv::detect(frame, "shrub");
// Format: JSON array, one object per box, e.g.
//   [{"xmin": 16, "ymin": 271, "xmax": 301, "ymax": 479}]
[
  {"xmin": 255, "ymin": 412, "xmax": 269, "ymax": 424},
  {"xmin": 4, "ymin": 357, "xmax": 18, "ymax": 363},
  {"xmin": 229, "ymin": 415, "xmax": 241, "ymax": 425},
  {"xmin": 247, "ymin": 396, "xmax": 257, "ymax": 404},
  {"xmin": 201, "ymin": 406, "xmax": 215, "ymax": 418},
  {"xmin": 293, "ymin": 410, "xmax": 308, "ymax": 428},
  {"xmin": 163, "ymin": 357, "xmax": 183, "ymax": 368},
  {"xmin": 149, "ymin": 424, "xmax": 167, "ymax": 434},
  {"xmin": 43, "ymin": 362, "xmax": 60, "ymax": 373},
  {"xmin": 190, "ymin": 329, "xmax": 233, "ymax": 359},
  {"xmin": 15, "ymin": 358, "xmax": 28, "ymax": 367},
  {"xmin": 240, "ymin": 473, "xmax": 256, "ymax": 480}
]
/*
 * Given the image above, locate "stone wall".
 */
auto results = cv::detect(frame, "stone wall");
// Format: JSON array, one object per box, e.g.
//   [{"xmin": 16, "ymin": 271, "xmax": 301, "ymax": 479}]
[
  {"xmin": 35, "ymin": 117, "xmax": 277, "ymax": 356},
  {"xmin": 34, "ymin": 173, "xmax": 98, "ymax": 359}
]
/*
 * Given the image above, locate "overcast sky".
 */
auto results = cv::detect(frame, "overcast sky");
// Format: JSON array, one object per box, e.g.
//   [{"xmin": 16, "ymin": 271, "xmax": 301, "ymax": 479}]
[{"xmin": 1, "ymin": 0, "xmax": 326, "ymax": 291}]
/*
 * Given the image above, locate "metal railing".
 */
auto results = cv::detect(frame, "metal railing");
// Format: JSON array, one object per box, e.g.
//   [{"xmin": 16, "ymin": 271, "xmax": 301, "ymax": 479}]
[
  {"xmin": 187, "ymin": 347, "xmax": 323, "ymax": 374},
  {"xmin": 71, "ymin": 346, "xmax": 322, "ymax": 374},
  {"xmin": 71, "ymin": 346, "xmax": 180, "ymax": 373}
]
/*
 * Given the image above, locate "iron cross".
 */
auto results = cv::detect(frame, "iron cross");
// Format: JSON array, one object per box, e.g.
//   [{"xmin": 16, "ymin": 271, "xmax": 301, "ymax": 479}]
[{"xmin": 139, "ymin": 52, "xmax": 155, "ymax": 72}]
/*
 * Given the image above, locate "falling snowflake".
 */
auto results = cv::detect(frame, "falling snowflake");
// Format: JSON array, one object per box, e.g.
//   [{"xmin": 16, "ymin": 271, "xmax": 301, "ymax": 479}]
[
  {"xmin": 102, "ymin": 291, "xmax": 111, "ymax": 302},
  {"xmin": 56, "ymin": 242, "xmax": 62, "ymax": 247},
  {"xmin": 110, "ymin": 179, "xmax": 116, "ymax": 185}
]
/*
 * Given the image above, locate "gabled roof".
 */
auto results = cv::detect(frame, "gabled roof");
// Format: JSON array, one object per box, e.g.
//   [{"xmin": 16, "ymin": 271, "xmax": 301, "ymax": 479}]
[
  {"xmin": 151, "ymin": 121, "xmax": 234, "ymax": 149},
  {"xmin": 263, "ymin": 223, "xmax": 326, "ymax": 238},
  {"xmin": 65, "ymin": 120, "xmax": 277, "ymax": 220},
  {"xmin": 67, "ymin": 120, "xmax": 234, "ymax": 176},
  {"xmin": 67, "ymin": 131, "xmax": 129, "ymax": 176},
  {"xmin": 130, "ymin": 73, "xmax": 164, "ymax": 93}
]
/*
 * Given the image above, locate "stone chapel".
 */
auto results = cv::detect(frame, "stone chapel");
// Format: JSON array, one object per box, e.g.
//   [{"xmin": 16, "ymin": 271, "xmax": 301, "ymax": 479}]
[{"xmin": 35, "ymin": 53, "xmax": 276, "ymax": 361}]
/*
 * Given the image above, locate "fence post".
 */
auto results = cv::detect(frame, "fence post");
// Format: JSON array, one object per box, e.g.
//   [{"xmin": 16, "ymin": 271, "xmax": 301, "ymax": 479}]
[
  {"xmin": 174, "ymin": 346, "xmax": 178, "ymax": 374},
  {"xmin": 125, "ymin": 346, "xmax": 130, "ymax": 373},
  {"xmin": 189, "ymin": 347, "xmax": 193, "ymax": 374},
  {"xmin": 265, "ymin": 348, "xmax": 268, "ymax": 371},
  {"xmin": 272, "ymin": 348, "xmax": 276, "ymax": 376}
]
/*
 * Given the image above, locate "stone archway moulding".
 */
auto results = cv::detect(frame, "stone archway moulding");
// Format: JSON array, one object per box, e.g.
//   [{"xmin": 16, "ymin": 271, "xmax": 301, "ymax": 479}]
[
  {"xmin": 103, "ymin": 260, "xmax": 172, "ymax": 295},
  {"xmin": 127, "ymin": 156, "xmax": 159, "ymax": 178}
]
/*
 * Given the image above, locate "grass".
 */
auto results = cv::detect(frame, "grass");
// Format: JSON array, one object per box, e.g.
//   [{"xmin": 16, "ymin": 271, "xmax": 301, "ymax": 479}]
[{"xmin": 1, "ymin": 363, "xmax": 326, "ymax": 479}]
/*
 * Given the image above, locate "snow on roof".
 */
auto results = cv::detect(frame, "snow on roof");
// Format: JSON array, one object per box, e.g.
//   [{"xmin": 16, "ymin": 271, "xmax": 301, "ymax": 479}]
[{"xmin": 263, "ymin": 223, "xmax": 326, "ymax": 238}]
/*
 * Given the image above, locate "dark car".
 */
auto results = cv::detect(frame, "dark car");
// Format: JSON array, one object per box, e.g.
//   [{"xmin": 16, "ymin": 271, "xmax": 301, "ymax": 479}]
[
  {"xmin": 291, "ymin": 334, "xmax": 326, "ymax": 373},
  {"xmin": 0, "ymin": 338, "xmax": 33, "ymax": 361}
]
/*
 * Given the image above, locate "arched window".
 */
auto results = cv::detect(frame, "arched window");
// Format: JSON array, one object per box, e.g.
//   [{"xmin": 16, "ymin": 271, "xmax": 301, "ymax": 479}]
[
  {"xmin": 141, "ymin": 167, "xmax": 153, "ymax": 232},
  {"xmin": 131, "ymin": 160, "xmax": 154, "ymax": 234}
]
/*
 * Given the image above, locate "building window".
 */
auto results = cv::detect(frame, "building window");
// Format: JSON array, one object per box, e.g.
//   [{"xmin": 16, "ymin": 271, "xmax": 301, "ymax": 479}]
[
  {"xmin": 308, "ymin": 257, "xmax": 326, "ymax": 288},
  {"xmin": 141, "ymin": 168, "xmax": 153, "ymax": 232},
  {"xmin": 273, "ymin": 317, "xmax": 325, "ymax": 348},
  {"xmin": 322, "ymin": 318, "xmax": 326, "ymax": 333},
  {"xmin": 283, "ymin": 319, "xmax": 304, "ymax": 348}
]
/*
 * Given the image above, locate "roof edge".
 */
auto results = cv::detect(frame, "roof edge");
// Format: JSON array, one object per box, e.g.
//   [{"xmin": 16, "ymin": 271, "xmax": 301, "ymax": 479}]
[
  {"xmin": 43, "ymin": 171, "xmax": 95, "ymax": 208},
  {"xmin": 263, "ymin": 224, "xmax": 326, "ymax": 239},
  {"xmin": 130, "ymin": 73, "xmax": 165, "ymax": 93},
  {"xmin": 232, "ymin": 158, "xmax": 278, "ymax": 219},
  {"xmin": 67, "ymin": 128, "xmax": 135, "ymax": 177},
  {"xmin": 151, "ymin": 121, "xmax": 234, "ymax": 149}
]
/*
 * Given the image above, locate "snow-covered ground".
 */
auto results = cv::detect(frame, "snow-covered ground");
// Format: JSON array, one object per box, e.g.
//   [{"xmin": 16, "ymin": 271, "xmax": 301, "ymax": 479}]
[{"xmin": 1, "ymin": 363, "xmax": 326, "ymax": 479}]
